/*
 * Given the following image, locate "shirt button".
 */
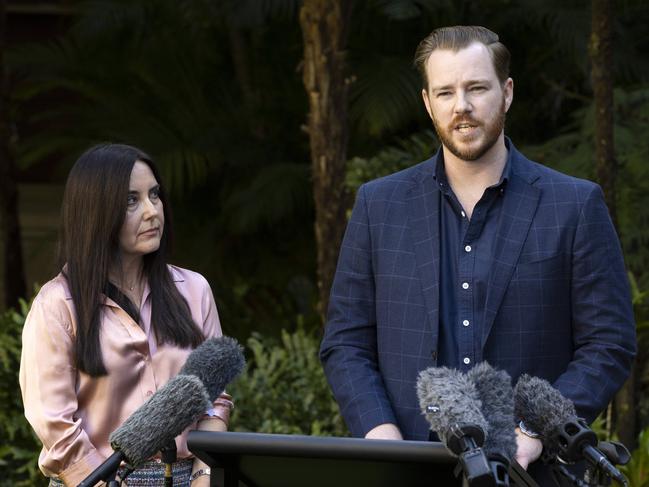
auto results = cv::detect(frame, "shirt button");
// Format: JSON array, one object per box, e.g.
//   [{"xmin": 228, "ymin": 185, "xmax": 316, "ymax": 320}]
[
  {"xmin": 463, "ymin": 357, "xmax": 471, "ymax": 365},
  {"xmin": 463, "ymin": 320, "xmax": 470, "ymax": 327},
  {"xmin": 464, "ymin": 245, "xmax": 472, "ymax": 252},
  {"xmin": 460, "ymin": 211, "xmax": 466, "ymax": 218},
  {"xmin": 462, "ymin": 282, "xmax": 469, "ymax": 290},
  {"xmin": 431, "ymin": 350, "xmax": 438, "ymax": 360}
]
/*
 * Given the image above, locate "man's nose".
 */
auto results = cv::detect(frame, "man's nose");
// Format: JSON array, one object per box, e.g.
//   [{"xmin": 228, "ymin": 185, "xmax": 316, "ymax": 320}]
[{"xmin": 454, "ymin": 91, "xmax": 472, "ymax": 113}]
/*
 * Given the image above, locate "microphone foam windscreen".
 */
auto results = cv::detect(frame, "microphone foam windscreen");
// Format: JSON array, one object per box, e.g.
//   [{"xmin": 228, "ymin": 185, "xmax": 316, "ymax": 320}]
[
  {"xmin": 109, "ymin": 374, "xmax": 210, "ymax": 466},
  {"xmin": 180, "ymin": 336, "xmax": 246, "ymax": 400},
  {"xmin": 514, "ymin": 374, "xmax": 577, "ymax": 439},
  {"xmin": 417, "ymin": 366, "xmax": 488, "ymax": 445},
  {"xmin": 466, "ymin": 362, "xmax": 517, "ymax": 462}
]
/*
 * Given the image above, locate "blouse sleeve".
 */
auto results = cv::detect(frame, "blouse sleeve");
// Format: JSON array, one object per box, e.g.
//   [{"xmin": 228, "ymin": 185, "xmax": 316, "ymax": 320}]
[
  {"xmin": 200, "ymin": 277, "xmax": 222, "ymax": 340},
  {"xmin": 197, "ymin": 277, "xmax": 234, "ymax": 422},
  {"xmin": 19, "ymin": 288, "xmax": 105, "ymax": 486}
]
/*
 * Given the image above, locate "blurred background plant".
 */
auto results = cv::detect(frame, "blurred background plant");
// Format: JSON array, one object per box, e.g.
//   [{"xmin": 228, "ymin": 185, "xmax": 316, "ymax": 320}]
[
  {"xmin": 229, "ymin": 325, "xmax": 347, "ymax": 437},
  {"xmin": 0, "ymin": 297, "xmax": 45, "ymax": 487}
]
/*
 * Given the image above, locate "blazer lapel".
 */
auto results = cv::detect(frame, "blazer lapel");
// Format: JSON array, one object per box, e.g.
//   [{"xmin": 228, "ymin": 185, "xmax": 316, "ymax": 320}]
[
  {"xmin": 481, "ymin": 155, "xmax": 541, "ymax": 348},
  {"xmin": 406, "ymin": 160, "xmax": 441, "ymax": 336}
]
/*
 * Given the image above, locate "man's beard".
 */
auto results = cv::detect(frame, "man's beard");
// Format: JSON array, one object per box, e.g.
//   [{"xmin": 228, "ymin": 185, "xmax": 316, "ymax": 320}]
[{"xmin": 432, "ymin": 96, "xmax": 506, "ymax": 161}]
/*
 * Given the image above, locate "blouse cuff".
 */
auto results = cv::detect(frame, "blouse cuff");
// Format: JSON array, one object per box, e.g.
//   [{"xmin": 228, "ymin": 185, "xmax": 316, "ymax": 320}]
[
  {"xmin": 58, "ymin": 448, "xmax": 106, "ymax": 487},
  {"xmin": 202, "ymin": 393, "xmax": 234, "ymax": 425}
]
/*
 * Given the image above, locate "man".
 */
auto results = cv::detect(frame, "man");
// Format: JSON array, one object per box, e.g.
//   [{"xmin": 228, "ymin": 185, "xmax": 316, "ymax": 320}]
[{"xmin": 320, "ymin": 25, "xmax": 636, "ymax": 480}]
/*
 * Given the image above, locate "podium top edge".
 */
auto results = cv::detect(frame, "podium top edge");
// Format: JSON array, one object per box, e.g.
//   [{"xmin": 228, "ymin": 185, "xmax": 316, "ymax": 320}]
[{"xmin": 187, "ymin": 431, "xmax": 455, "ymax": 464}]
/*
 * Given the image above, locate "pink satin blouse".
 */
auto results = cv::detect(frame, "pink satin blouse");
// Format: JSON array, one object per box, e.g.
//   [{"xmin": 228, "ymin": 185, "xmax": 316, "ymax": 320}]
[{"xmin": 19, "ymin": 265, "xmax": 229, "ymax": 486}]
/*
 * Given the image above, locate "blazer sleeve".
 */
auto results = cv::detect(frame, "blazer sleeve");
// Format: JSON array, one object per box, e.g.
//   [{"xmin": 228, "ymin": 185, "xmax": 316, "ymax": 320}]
[
  {"xmin": 320, "ymin": 184, "xmax": 398, "ymax": 437},
  {"xmin": 19, "ymin": 290, "xmax": 105, "ymax": 485},
  {"xmin": 553, "ymin": 184, "xmax": 636, "ymax": 422}
]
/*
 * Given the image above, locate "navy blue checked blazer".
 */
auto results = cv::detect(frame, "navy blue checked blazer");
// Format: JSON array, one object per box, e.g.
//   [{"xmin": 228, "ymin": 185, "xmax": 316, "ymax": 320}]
[{"xmin": 320, "ymin": 141, "xmax": 636, "ymax": 441}]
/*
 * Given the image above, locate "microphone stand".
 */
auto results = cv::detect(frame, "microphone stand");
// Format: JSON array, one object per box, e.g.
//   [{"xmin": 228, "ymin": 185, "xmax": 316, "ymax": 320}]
[
  {"xmin": 549, "ymin": 463, "xmax": 590, "ymax": 487},
  {"xmin": 77, "ymin": 451, "xmax": 124, "ymax": 487},
  {"xmin": 550, "ymin": 420, "xmax": 629, "ymax": 487},
  {"xmin": 161, "ymin": 440, "xmax": 177, "ymax": 487},
  {"xmin": 447, "ymin": 423, "xmax": 494, "ymax": 487}
]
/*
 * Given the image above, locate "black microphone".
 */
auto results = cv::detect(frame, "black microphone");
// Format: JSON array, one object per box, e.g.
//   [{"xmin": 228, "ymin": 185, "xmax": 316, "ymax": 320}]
[
  {"xmin": 467, "ymin": 362, "xmax": 517, "ymax": 487},
  {"xmin": 417, "ymin": 366, "xmax": 494, "ymax": 487},
  {"xmin": 78, "ymin": 374, "xmax": 210, "ymax": 487},
  {"xmin": 180, "ymin": 336, "xmax": 246, "ymax": 400},
  {"xmin": 514, "ymin": 374, "xmax": 627, "ymax": 486}
]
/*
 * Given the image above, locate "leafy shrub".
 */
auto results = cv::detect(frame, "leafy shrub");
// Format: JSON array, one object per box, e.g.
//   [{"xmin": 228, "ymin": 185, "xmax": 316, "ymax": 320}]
[
  {"xmin": 0, "ymin": 299, "xmax": 46, "ymax": 487},
  {"xmin": 228, "ymin": 326, "xmax": 348, "ymax": 437},
  {"xmin": 621, "ymin": 427, "xmax": 649, "ymax": 487},
  {"xmin": 345, "ymin": 130, "xmax": 438, "ymax": 194}
]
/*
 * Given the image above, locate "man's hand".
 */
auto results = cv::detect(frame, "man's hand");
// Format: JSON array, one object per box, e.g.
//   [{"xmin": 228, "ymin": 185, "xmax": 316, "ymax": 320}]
[
  {"xmin": 364, "ymin": 423, "xmax": 403, "ymax": 440},
  {"xmin": 514, "ymin": 427, "xmax": 543, "ymax": 469}
]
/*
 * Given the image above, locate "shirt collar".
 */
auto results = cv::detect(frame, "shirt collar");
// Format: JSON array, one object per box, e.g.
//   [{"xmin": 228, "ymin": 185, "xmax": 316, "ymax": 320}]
[{"xmin": 432, "ymin": 137, "xmax": 512, "ymax": 192}]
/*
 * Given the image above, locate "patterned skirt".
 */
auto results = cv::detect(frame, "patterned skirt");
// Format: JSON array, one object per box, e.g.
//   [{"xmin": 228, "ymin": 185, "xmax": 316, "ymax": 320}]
[{"xmin": 48, "ymin": 458, "xmax": 194, "ymax": 486}]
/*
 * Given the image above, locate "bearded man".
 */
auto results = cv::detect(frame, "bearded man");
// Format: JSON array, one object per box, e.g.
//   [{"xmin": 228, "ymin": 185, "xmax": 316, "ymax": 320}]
[{"xmin": 320, "ymin": 25, "xmax": 635, "ymax": 483}]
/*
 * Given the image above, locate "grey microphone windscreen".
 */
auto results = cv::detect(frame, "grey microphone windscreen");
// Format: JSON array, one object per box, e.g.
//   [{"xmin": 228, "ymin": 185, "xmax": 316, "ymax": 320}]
[
  {"xmin": 514, "ymin": 374, "xmax": 577, "ymax": 440},
  {"xmin": 109, "ymin": 374, "xmax": 210, "ymax": 466},
  {"xmin": 466, "ymin": 362, "xmax": 517, "ymax": 462},
  {"xmin": 180, "ymin": 336, "xmax": 246, "ymax": 400},
  {"xmin": 416, "ymin": 366, "xmax": 488, "ymax": 446}
]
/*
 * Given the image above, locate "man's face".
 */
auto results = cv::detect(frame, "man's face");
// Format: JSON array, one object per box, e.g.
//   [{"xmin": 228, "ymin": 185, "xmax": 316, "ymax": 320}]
[{"xmin": 421, "ymin": 42, "xmax": 513, "ymax": 162}]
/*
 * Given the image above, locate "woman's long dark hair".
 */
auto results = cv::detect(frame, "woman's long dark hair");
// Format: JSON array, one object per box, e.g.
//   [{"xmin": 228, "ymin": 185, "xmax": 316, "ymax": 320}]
[{"xmin": 59, "ymin": 143, "xmax": 204, "ymax": 376}]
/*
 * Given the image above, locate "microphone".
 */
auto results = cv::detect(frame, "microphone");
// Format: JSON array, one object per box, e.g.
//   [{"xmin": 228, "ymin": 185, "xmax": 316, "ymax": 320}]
[
  {"xmin": 78, "ymin": 374, "xmax": 210, "ymax": 487},
  {"xmin": 417, "ymin": 367, "xmax": 494, "ymax": 487},
  {"xmin": 467, "ymin": 362, "xmax": 517, "ymax": 487},
  {"xmin": 514, "ymin": 374, "xmax": 627, "ymax": 486},
  {"xmin": 180, "ymin": 336, "xmax": 246, "ymax": 400}
]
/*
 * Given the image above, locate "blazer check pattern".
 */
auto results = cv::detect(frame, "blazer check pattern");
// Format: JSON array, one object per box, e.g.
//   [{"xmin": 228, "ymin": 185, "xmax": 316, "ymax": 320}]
[{"xmin": 321, "ymin": 141, "xmax": 636, "ymax": 441}]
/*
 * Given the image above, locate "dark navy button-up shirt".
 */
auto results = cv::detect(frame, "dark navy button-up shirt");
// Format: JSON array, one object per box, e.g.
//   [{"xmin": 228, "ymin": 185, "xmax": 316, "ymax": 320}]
[{"xmin": 434, "ymin": 147, "xmax": 512, "ymax": 372}]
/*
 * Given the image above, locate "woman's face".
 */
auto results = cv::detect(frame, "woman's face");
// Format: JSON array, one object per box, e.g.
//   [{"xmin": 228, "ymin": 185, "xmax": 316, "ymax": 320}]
[{"xmin": 118, "ymin": 161, "xmax": 165, "ymax": 260}]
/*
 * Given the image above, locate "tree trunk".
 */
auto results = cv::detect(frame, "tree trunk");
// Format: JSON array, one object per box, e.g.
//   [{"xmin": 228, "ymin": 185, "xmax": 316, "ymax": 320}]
[
  {"xmin": 0, "ymin": 0, "xmax": 27, "ymax": 310},
  {"xmin": 590, "ymin": 0, "xmax": 617, "ymax": 225},
  {"xmin": 299, "ymin": 0, "xmax": 351, "ymax": 323},
  {"xmin": 590, "ymin": 0, "xmax": 636, "ymax": 448}
]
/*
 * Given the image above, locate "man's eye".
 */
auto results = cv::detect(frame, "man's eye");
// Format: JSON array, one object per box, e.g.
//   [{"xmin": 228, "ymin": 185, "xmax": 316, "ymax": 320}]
[{"xmin": 437, "ymin": 91, "xmax": 451, "ymax": 97}]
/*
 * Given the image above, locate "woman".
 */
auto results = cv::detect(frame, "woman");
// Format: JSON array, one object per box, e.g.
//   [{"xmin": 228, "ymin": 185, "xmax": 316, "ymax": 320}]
[{"xmin": 19, "ymin": 144, "xmax": 231, "ymax": 486}]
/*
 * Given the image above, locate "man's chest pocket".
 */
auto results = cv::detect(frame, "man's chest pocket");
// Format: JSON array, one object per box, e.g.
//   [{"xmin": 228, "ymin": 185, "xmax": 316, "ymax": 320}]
[{"xmin": 513, "ymin": 253, "xmax": 568, "ymax": 281}]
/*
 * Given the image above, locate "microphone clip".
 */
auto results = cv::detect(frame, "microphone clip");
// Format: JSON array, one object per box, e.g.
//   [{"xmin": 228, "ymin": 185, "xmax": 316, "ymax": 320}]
[{"xmin": 447, "ymin": 423, "xmax": 494, "ymax": 487}]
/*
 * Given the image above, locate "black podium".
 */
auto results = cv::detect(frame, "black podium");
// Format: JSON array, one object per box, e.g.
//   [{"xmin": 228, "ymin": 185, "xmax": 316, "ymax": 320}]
[{"xmin": 188, "ymin": 431, "xmax": 538, "ymax": 487}]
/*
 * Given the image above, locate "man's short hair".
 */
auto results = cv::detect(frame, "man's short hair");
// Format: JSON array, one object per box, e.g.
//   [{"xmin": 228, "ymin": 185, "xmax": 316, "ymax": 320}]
[{"xmin": 414, "ymin": 25, "xmax": 511, "ymax": 89}]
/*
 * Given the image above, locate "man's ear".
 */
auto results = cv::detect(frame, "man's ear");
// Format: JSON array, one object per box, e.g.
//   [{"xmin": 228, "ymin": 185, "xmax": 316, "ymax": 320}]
[{"xmin": 504, "ymin": 77, "xmax": 514, "ymax": 112}]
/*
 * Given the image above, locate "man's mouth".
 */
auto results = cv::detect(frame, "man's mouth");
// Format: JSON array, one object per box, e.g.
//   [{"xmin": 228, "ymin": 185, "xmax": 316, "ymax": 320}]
[{"xmin": 455, "ymin": 122, "xmax": 478, "ymax": 133}]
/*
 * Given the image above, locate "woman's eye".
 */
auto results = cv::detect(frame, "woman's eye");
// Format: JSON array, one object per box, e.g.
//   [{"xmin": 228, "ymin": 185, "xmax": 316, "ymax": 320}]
[
  {"xmin": 150, "ymin": 188, "xmax": 160, "ymax": 200},
  {"xmin": 127, "ymin": 195, "xmax": 138, "ymax": 207}
]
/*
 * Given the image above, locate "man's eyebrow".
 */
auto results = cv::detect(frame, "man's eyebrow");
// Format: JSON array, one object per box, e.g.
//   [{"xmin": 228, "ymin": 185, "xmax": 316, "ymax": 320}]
[
  {"xmin": 430, "ymin": 84, "xmax": 453, "ymax": 92},
  {"xmin": 431, "ymin": 79, "xmax": 493, "ymax": 91}
]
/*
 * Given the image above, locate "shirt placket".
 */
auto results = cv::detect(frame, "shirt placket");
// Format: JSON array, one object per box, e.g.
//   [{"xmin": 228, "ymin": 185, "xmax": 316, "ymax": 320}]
[{"xmin": 458, "ymin": 209, "xmax": 475, "ymax": 372}]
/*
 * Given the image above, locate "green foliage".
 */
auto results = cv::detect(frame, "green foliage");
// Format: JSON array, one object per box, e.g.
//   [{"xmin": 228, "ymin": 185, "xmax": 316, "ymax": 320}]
[
  {"xmin": 0, "ymin": 300, "xmax": 46, "ymax": 487},
  {"xmin": 345, "ymin": 129, "xmax": 438, "ymax": 193},
  {"xmin": 621, "ymin": 427, "xmax": 649, "ymax": 487},
  {"xmin": 628, "ymin": 273, "xmax": 649, "ymax": 430},
  {"xmin": 228, "ymin": 326, "xmax": 348, "ymax": 437}
]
